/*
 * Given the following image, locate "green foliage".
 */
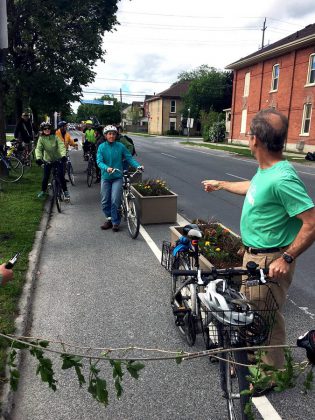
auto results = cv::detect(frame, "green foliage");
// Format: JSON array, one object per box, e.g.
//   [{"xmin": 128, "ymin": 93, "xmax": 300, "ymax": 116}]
[
  {"xmin": 208, "ymin": 121, "xmax": 226, "ymax": 143},
  {"xmin": 133, "ymin": 179, "xmax": 171, "ymax": 197},
  {"xmin": 200, "ymin": 109, "xmax": 225, "ymax": 141},
  {"xmin": 4, "ymin": 0, "xmax": 120, "ymax": 120},
  {"xmin": 77, "ymin": 96, "xmax": 121, "ymax": 125}
]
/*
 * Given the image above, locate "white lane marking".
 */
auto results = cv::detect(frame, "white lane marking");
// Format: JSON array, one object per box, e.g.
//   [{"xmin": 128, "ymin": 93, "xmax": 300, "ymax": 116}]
[
  {"xmin": 252, "ymin": 396, "xmax": 282, "ymax": 420},
  {"xmin": 183, "ymin": 146, "xmax": 255, "ymax": 164},
  {"xmin": 140, "ymin": 214, "xmax": 282, "ymax": 420},
  {"xmin": 289, "ymin": 299, "xmax": 315, "ymax": 320},
  {"xmin": 225, "ymin": 173, "xmax": 248, "ymax": 180},
  {"xmin": 297, "ymin": 171, "xmax": 315, "ymax": 176},
  {"xmin": 161, "ymin": 152, "xmax": 177, "ymax": 158}
]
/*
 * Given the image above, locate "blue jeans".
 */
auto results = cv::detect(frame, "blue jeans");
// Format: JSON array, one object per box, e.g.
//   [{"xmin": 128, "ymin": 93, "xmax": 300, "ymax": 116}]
[{"xmin": 100, "ymin": 178, "xmax": 123, "ymax": 225}]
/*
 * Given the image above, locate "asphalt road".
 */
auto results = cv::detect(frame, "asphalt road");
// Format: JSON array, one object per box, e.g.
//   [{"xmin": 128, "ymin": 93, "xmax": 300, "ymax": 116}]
[{"xmin": 11, "ymin": 133, "xmax": 315, "ymax": 420}]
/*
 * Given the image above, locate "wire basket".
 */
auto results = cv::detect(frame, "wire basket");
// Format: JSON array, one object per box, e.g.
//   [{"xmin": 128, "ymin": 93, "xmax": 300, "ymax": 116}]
[
  {"xmin": 205, "ymin": 284, "xmax": 279, "ymax": 347},
  {"xmin": 161, "ymin": 241, "xmax": 174, "ymax": 271}
]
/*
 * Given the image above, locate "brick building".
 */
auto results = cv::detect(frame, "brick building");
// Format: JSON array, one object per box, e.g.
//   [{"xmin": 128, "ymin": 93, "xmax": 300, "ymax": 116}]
[{"xmin": 226, "ymin": 24, "xmax": 315, "ymax": 152}]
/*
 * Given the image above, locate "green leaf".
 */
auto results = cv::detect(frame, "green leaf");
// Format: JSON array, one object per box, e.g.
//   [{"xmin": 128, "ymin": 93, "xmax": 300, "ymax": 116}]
[
  {"xmin": 75, "ymin": 366, "xmax": 86, "ymax": 387},
  {"xmin": 175, "ymin": 351, "xmax": 184, "ymax": 365},
  {"xmin": 10, "ymin": 369, "xmax": 20, "ymax": 391},
  {"xmin": 95, "ymin": 378, "xmax": 108, "ymax": 405},
  {"xmin": 126, "ymin": 362, "xmax": 145, "ymax": 379},
  {"xmin": 61, "ymin": 354, "xmax": 83, "ymax": 370},
  {"xmin": 115, "ymin": 377, "xmax": 123, "ymax": 399},
  {"xmin": 38, "ymin": 340, "xmax": 49, "ymax": 348},
  {"xmin": 12, "ymin": 341, "xmax": 29, "ymax": 350}
]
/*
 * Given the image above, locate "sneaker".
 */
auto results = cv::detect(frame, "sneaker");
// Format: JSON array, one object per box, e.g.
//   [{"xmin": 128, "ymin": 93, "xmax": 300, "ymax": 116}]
[
  {"xmin": 100, "ymin": 220, "xmax": 112, "ymax": 230},
  {"xmin": 112, "ymin": 224, "xmax": 119, "ymax": 232},
  {"xmin": 64, "ymin": 191, "xmax": 70, "ymax": 201},
  {"xmin": 37, "ymin": 191, "xmax": 48, "ymax": 199}
]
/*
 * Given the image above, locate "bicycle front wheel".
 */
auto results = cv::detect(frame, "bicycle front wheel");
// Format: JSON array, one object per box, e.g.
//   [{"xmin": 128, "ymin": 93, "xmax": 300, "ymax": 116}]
[
  {"xmin": 219, "ymin": 338, "xmax": 250, "ymax": 420},
  {"xmin": 125, "ymin": 196, "xmax": 140, "ymax": 239},
  {"xmin": 67, "ymin": 162, "xmax": 75, "ymax": 185},
  {"xmin": 87, "ymin": 161, "xmax": 94, "ymax": 187},
  {"xmin": 52, "ymin": 179, "xmax": 62, "ymax": 213},
  {"xmin": 0, "ymin": 156, "xmax": 24, "ymax": 182}
]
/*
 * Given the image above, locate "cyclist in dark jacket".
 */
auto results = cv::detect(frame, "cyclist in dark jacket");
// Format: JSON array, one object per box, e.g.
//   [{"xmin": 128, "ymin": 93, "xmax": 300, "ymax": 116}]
[{"xmin": 14, "ymin": 111, "xmax": 36, "ymax": 151}]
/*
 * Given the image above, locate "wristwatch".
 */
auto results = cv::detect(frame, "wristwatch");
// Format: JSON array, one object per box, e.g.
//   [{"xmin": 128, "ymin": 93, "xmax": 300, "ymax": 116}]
[{"xmin": 282, "ymin": 252, "xmax": 294, "ymax": 264}]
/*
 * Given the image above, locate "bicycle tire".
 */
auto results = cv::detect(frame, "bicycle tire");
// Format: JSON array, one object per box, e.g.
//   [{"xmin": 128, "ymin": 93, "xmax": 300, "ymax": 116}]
[
  {"xmin": 219, "ymin": 331, "xmax": 250, "ymax": 420},
  {"xmin": 87, "ymin": 161, "xmax": 93, "ymax": 187},
  {"xmin": 202, "ymin": 310, "xmax": 220, "ymax": 353},
  {"xmin": 126, "ymin": 196, "xmax": 140, "ymax": 239},
  {"xmin": 0, "ymin": 156, "xmax": 24, "ymax": 183},
  {"xmin": 171, "ymin": 255, "xmax": 196, "ymax": 346},
  {"xmin": 67, "ymin": 162, "xmax": 75, "ymax": 185},
  {"xmin": 52, "ymin": 178, "xmax": 62, "ymax": 213}
]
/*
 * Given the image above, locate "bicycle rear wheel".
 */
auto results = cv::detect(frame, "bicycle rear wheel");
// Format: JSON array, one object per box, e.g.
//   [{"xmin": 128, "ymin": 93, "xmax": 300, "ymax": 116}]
[
  {"xmin": 52, "ymin": 179, "xmax": 62, "ymax": 213},
  {"xmin": 219, "ymin": 334, "xmax": 250, "ymax": 420},
  {"xmin": 67, "ymin": 162, "xmax": 75, "ymax": 185},
  {"xmin": 125, "ymin": 195, "xmax": 140, "ymax": 239},
  {"xmin": 0, "ymin": 156, "xmax": 24, "ymax": 182},
  {"xmin": 87, "ymin": 161, "xmax": 94, "ymax": 187},
  {"xmin": 171, "ymin": 255, "xmax": 196, "ymax": 346}
]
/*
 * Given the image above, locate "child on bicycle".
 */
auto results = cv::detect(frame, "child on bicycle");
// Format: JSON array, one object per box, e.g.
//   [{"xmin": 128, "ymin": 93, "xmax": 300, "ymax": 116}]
[
  {"xmin": 35, "ymin": 122, "xmax": 69, "ymax": 200},
  {"xmin": 96, "ymin": 125, "xmax": 143, "ymax": 232}
]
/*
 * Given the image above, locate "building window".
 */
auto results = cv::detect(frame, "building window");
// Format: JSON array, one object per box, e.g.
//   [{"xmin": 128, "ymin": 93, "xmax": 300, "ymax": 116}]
[
  {"xmin": 271, "ymin": 64, "xmax": 279, "ymax": 91},
  {"xmin": 240, "ymin": 109, "xmax": 247, "ymax": 134},
  {"xmin": 301, "ymin": 103, "xmax": 312, "ymax": 135},
  {"xmin": 306, "ymin": 54, "xmax": 315, "ymax": 85},
  {"xmin": 170, "ymin": 100, "xmax": 176, "ymax": 113},
  {"xmin": 169, "ymin": 117, "xmax": 177, "ymax": 131},
  {"xmin": 243, "ymin": 72, "xmax": 250, "ymax": 97}
]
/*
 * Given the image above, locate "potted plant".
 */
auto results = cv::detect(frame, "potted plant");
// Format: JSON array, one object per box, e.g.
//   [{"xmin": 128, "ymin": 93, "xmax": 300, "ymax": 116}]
[
  {"xmin": 170, "ymin": 219, "xmax": 243, "ymax": 270},
  {"xmin": 132, "ymin": 178, "xmax": 177, "ymax": 224}
]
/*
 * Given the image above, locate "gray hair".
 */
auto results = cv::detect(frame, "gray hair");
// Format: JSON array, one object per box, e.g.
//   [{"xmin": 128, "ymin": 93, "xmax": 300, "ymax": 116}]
[{"xmin": 250, "ymin": 109, "xmax": 288, "ymax": 152}]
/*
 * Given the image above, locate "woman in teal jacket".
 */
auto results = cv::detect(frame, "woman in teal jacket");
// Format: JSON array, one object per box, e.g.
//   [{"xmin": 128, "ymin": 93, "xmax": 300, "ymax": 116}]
[{"xmin": 96, "ymin": 125, "xmax": 142, "ymax": 232}]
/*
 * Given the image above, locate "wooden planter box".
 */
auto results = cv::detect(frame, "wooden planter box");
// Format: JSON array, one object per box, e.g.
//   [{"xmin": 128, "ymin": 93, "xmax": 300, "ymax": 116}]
[
  {"xmin": 131, "ymin": 186, "xmax": 177, "ymax": 225},
  {"xmin": 170, "ymin": 224, "xmax": 242, "ymax": 272}
]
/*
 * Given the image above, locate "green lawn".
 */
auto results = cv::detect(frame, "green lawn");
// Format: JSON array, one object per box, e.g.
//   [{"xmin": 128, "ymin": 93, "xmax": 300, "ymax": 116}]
[{"xmin": 0, "ymin": 165, "xmax": 44, "ymax": 376}]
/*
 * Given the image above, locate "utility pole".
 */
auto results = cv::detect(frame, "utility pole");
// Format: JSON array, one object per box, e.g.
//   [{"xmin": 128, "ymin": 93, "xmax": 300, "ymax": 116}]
[
  {"xmin": 187, "ymin": 108, "xmax": 191, "ymax": 141},
  {"xmin": 261, "ymin": 18, "xmax": 267, "ymax": 49},
  {"xmin": 0, "ymin": 0, "xmax": 9, "ymax": 147}
]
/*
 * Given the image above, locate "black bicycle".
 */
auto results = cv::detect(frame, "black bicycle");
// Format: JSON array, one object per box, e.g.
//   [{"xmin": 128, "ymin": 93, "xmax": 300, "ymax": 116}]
[
  {"xmin": 0, "ymin": 147, "xmax": 24, "ymax": 183},
  {"xmin": 65, "ymin": 150, "xmax": 75, "ymax": 186},
  {"xmin": 86, "ymin": 150, "xmax": 96, "ymax": 187},
  {"xmin": 46, "ymin": 160, "xmax": 64, "ymax": 213},
  {"xmin": 171, "ymin": 263, "xmax": 278, "ymax": 420}
]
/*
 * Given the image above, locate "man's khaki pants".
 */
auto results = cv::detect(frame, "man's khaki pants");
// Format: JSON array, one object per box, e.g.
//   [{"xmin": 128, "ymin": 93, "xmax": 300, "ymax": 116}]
[{"xmin": 242, "ymin": 250, "xmax": 295, "ymax": 369}]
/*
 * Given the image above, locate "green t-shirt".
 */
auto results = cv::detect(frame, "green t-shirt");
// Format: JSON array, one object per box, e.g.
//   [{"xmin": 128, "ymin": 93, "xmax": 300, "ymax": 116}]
[
  {"xmin": 240, "ymin": 160, "xmax": 314, "ymax": 248},
  {"xmin": 85, "ymin": 129, "xmax": 95, "ymax": 143}
]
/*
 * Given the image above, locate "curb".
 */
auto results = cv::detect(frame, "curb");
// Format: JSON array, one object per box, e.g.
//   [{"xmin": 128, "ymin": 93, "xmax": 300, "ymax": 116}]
[{"xmin": 1, "ymin": 198, "xmax": 53, "ymax": 420}]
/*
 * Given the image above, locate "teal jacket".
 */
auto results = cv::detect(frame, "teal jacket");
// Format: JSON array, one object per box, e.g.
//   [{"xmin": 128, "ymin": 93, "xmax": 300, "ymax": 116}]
[
  {"xmin": 35, "ymin": 135, "xmax": 66, "ymax": 162},
  {"xmin": 96, "ymin": 141, "xmax": 140, "ymax": 180}
]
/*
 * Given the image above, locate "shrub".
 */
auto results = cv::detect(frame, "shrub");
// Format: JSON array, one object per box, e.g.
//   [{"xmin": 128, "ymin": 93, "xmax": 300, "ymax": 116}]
[
  {"xmin": 133, "ymin": 178, "xmax": 171, "ymax": 196},
  {"xmin": 208, "ymin": 120, "xmax": 226, "ymax": 143}
]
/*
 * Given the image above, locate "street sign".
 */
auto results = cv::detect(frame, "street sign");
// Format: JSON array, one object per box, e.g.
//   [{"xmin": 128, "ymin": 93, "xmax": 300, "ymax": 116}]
[
  {"xmin": 80, "ymin": 99, "xmax": 113, "ymax": 106},
  {"xmin": 187, "ymin": 118, "xmax": 194, "ymax": 128}
]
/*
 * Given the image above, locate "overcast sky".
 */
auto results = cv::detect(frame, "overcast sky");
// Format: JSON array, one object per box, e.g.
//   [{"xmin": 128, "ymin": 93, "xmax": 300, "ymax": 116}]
[{"xmin": 73, "ymin": 0, "xmax": 315, "ymax": 111}]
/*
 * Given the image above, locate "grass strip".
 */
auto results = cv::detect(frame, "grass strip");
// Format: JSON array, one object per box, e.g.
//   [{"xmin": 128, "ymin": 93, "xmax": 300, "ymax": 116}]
[{"xmin": 0, "ymin": 165, "xmax": 44, "ymax": 377}]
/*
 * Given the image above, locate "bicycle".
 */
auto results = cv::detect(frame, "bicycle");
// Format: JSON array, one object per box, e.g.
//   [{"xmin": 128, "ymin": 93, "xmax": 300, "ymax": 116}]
[
  {"xmin": 112, "ymin": 168, "xmax": 143, "ymax": 239},
  {"xmin": 45, "ymin": 160, "xmax": 66, "ymax": 213},
  {"xmin": 171, "ymin": 263, "xmax": 278, "ymax": 420},
  {"xmin": 9, "ymin": 140, "xmax": 35, "ymax": 168},
  {"xmin": 86, "ymin": 150, "xmax": 96, "ymax": 187},
  {"xmin": 0, "ymin": 147, "xmax": 24, "ymax": 183},
  {"xmin": 65, "ymin": 150, "xmax": 75, "ymax": 186}
]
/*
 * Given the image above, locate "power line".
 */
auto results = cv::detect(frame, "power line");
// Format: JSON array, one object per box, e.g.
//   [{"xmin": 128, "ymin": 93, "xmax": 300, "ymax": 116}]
[{"xmin": 119, "ymin": 21, "xmax": 261, "ymax": 31}]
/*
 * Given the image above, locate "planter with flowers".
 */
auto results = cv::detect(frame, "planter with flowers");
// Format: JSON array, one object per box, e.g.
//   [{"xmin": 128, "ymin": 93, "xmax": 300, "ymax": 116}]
[
  {"xmin": 170, "ymin": 219, "xmax": 243, "ymax": 270},
  {"xmin": 131, "ymin": 178, "xmax": 177, "ymax": 224}
]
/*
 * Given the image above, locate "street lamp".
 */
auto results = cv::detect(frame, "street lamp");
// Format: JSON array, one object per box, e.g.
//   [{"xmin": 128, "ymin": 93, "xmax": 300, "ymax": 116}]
[{"xmin": 187, "ymin": 108, "xmax": 191, "ymax": 141}]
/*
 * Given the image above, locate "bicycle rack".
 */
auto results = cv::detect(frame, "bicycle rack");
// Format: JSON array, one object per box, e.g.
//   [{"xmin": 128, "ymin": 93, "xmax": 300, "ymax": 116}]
[{"xmin": 161, "ymin": 241, "xmax": 174, "ymax": 271}]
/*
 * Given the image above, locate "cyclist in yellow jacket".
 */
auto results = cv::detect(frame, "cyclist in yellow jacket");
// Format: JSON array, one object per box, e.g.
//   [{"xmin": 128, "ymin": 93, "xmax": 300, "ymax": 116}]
[
  {"xmin": 82, "ymin": 120, "xmax": 96, "ymax": 160},
  {"xmin": 55, "ymin": 121, "xmax": 78, "ymax": 150}
]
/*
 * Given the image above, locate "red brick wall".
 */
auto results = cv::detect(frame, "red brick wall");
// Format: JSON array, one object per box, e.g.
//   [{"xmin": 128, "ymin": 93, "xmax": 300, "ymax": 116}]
[{"xmin": 230, "ymin": 45, "xmax": 315, "ymax": 149}]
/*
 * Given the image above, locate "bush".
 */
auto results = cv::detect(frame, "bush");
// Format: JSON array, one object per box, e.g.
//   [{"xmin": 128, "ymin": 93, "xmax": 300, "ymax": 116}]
[{"xmin": 208, "ymin": 120, "xmax": 226, "ymax": 143}]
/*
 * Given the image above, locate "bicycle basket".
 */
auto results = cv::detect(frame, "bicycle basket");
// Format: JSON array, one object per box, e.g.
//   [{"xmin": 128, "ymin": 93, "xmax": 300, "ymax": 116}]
[
  {"xmin": 161, "ymin": 241, "xmax": 174, "ymax": 271},
  {"xmin": 204, "ymin": 284, "xmax": 279, "ymax": 347}
]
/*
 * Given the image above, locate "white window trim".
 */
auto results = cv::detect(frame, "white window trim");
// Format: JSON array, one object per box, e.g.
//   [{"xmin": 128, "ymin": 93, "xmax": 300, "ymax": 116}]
[
  {"xmin": 270, "ymin": 64, "xmax": 279, "ymax": 92},
  {"xmin": 170, "ymin": 99, "xmax": 176, "ymax": 113},
  {"xmin": 243, "ymin": 72, "xmax": 250, "ymax": 97},
  {"xmin": 240, "ymin": 109, "xmax": 247, "ymax": 134},
  {"xmin": 169, "ymin": 117, "xmax": 177, "ymax": 130},
  {"xmin": 305, "ymin": 53, "xmax": 315, "ymax": 87},
  {"xmin": 300, "ymin": 103, "xmax": 312, "ymax": 136}
]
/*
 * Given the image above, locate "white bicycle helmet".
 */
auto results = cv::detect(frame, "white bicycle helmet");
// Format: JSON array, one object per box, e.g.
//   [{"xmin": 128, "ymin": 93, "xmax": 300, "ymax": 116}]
[
  {"xmin": 103, "ymin": 125, "xmax": 118, "ymax": 134},
  {"xmin": 198, "ymin": 279, "xmax": 254, "ymax": 326}
]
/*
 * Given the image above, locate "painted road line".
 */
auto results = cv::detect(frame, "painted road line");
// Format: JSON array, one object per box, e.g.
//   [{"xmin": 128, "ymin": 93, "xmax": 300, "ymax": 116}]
[
  {"xmin": 161, "ymin": 152, "xmax": 177, "ymax": 158},
  {"xmin": 182, "ymin": 146, "xmax": 256, "ymax": 165},
  {"xmin": 252, "ymin": 396, "xmax": 282, "ymax": 420},
  {"xmin": 140, "ymin": 215, "xmax": 282, "ymax": 420},
  {"xmin": 225, "ymin": 173, "xmax": 249, "ymax": 180},
  {"xmin": 297, "ymin": 171, "xmax": 315, "ymax": 176}
]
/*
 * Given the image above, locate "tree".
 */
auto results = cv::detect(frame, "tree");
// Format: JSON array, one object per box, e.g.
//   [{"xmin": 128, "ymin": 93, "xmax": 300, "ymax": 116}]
[
  {"xmin": 77, "ymin": 96, "xmax": 121, "ymax": 125},
  {"xmin": 1, "ymin": 0, "xmax": 119, "ymax": 139},
  {"xmin": 177, "ymin": 65, "xmax": 233, "ymax": 119}
]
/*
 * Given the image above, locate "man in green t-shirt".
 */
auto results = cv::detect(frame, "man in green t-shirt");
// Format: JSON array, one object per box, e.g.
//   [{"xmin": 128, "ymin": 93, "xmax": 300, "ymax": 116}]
[{"xmin": 202, "ymin": 109, "xmax": 315, "ymax": 375}]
